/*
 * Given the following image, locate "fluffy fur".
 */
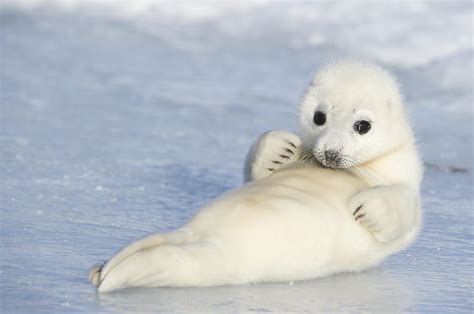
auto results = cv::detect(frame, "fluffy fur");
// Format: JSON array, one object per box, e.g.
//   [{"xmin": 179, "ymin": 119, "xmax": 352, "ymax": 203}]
[{"xmin": 89, "ymin": 60, "xmax": 423, "ymax": 293}]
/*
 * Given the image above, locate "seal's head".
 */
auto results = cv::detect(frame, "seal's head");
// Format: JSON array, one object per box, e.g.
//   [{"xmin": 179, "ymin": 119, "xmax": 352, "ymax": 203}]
[{"xmin": 298, "ymin": 60, "xmax": 412, "ymax": 169}]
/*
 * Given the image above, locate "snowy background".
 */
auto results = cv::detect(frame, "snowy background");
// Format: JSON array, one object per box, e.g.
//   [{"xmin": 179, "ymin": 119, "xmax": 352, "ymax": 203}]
[{"xmin": 1, "ymin": 0, "xmax": 473, "ymax": 312}]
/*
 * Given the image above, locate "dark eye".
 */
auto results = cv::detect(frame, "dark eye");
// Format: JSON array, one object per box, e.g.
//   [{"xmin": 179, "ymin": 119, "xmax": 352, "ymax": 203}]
[
  {"xmin": 354, "ymin": 120, "xmax": 371, "ymax": 135},
  {"xmin": 313, "ymin": 111, "xmax": 326, "ymax": 126}
]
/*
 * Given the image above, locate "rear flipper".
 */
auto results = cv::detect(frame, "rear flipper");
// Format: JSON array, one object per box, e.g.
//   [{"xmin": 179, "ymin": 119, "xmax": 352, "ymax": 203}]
[
  {"xmin": 89, "ymin": 229, "xmax": 193, "ymax": 288},
  {"xmin": 97, "ymin": 242, "xmax": 226, "ymax": 293}
]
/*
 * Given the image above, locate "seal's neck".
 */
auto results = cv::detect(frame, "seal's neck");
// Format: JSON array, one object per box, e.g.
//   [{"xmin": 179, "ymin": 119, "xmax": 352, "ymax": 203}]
[
  {"xmin": 357, "ymin": 141, "xmax": 423, "ymax": 191},
  {"xmin": 296, "ymin": 138, "xmax": 423, "ymax": 191}
]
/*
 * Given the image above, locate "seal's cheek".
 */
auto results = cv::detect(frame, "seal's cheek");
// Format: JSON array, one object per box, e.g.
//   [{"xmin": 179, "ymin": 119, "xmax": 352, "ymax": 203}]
[{"xmin": 349, "ymin": 134, "xmax": 385, "ymax": 165}]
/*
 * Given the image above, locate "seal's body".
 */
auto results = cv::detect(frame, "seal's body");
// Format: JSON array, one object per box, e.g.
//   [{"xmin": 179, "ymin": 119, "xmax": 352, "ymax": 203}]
[{"xmin": 90, "ymin": 61, "xmax": 422, "ymax": 293}]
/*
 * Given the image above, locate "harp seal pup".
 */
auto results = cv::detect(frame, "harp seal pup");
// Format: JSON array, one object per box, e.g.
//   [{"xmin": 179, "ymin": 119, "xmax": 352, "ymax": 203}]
[{"xmin": 89, "ymin": 60, "xmax": 423, "ymax": 293}]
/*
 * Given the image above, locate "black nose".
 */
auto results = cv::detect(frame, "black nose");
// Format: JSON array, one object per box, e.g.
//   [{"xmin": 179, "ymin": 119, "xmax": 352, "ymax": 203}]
[{"xmin": 325, "ymin": 150, "xmax": 339, "ymax": 163}]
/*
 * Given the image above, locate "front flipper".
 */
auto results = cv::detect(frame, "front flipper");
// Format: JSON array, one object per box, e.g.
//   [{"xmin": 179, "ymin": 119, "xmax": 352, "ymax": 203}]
[
  {"xmin": 244, "ymin": 130, "xmax": 302, "ymax": 182},
  {"xmin": 349, "ymin": 184, "xmax": 420, "ymax": 242}
]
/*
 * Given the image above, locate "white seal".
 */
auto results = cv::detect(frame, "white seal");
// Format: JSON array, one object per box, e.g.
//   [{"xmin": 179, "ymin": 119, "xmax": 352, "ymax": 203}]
[{"xmin": 89, "ymin": 60, "xmax": 423, "ymax": 293}]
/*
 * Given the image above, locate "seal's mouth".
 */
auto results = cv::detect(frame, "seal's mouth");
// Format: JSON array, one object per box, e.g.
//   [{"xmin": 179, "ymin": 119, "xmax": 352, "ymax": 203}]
[
  {"xmin": 318, "ymin": 159, "xmax": 342, "ymax": 169},
  {"xmin": 299, "ymin": 149, "xmax": 348, "ymax": 169},
  {"xmin": 316, "ymin": 150, "xmax": 346, "ymax": 169},
  {"xmin": 316, "ymin": 154, "xmax": 363, "ymax": 170}
]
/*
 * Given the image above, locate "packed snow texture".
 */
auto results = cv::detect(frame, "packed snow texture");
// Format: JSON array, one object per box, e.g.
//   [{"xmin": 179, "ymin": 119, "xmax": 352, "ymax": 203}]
[{"xmin": 1, "ymin": 1, "xmax": 473, "ymax": 312}]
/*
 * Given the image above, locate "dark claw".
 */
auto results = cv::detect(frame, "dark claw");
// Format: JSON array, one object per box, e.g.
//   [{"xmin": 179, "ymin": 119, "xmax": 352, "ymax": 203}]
[
  {"xmin": 285, "ymin": 148, "xmax": 294, "ymax": 154},
  {"xmin": 355, "ymin": 213, "xmax": 365, "ymax": 221},
  {"xmin": 287, "ymin": 141, "xmax": 297, "ymax": 149},
  {"xmin": 279, "ymin": 154, "xmax": 290, "ymax": 160},
  {"xmin": 353, "ymin": 205, "xmax": 363, "ymax": 216},
  {"xmin": 272, "ymin": 160, "xmax": 283, "ymax": 164},
  {"xmin": 267, "ymin": 168, "xmax": 275, "ymax": 171}
]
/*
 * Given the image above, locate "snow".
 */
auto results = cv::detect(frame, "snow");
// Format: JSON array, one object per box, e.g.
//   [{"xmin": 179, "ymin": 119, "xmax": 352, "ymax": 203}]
[{"xmin": 1, "ymin": 1, "xmax": 473, "ymax": 312}]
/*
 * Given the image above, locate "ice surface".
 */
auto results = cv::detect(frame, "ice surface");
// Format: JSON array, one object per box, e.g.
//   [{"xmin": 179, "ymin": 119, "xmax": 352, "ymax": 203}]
[{"xmin": 1, "ymin": 1, "xmax": 473, "ymax": 312}]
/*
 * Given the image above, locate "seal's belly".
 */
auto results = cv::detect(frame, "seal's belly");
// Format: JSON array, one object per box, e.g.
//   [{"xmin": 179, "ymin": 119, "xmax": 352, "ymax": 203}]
[
  {"xmin": 185, "ymin": 166, "xmax": 377, "ymax": 278},
  {"xmin": 191, "ymin": 166, "xmax": 368, "ymax": 242},
  {"xmin": 242, "ymin": 166, "xmax": 366, "ymax": 210}
]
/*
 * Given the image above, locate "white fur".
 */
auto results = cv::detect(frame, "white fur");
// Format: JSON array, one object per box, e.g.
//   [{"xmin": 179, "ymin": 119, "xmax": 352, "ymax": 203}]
[
  {"xmin": 89, "ymin": 60, "xmax": 423, "ymax": 293},
  {"xmin": 244, "ymin": 130, "xmax": 302, "ymax": 182}
]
